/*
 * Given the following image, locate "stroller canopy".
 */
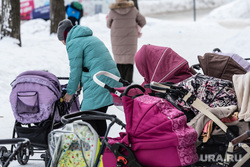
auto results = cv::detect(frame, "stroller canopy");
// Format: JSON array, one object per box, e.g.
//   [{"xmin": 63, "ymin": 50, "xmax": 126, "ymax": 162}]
[
  {"xmin": 135, "ymin": 44, "xmax": 193, "ymax": 86},
  {"xmin": 198, "ymin": 53, "xmax": 250, "ymax": 81},
  {"xmin": 10, "ymin": 70, "xmax": 62, "ymax": 123}
]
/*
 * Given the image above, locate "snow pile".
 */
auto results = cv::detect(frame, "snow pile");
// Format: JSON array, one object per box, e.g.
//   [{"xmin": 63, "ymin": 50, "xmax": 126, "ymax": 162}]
[{"xmin": 206, "ymin": 0, "xmax": 250, "ymax": 20}]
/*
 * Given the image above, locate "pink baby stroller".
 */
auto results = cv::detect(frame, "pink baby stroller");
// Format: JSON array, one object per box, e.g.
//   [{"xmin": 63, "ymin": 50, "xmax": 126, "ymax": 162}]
[{"xmin": 93, "ymin": 71, "xmax": 198, "ymax": 167}]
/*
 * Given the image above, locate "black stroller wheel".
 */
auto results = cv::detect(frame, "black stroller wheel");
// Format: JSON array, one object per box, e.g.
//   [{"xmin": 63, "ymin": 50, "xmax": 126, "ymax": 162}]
[
  {"xmin": 41, "ymin": 149, "xmax": 51, "ymax": 167},
  {"xmin": 17, "ymin": 145, "xmax": 30, "ymax": 165},
  {"xmin": 0, "ymin": 146, "xmax": 8, "ymax": 166}
]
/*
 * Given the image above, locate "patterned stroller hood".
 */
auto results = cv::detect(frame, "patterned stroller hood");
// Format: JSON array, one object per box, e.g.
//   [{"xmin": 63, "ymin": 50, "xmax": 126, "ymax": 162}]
[
  {"xmin": 135, "ymin": 44, "xmax": 193, "ymax": 90},
  {"xmin": 48, "ymin": 121, "xmax": 102, "ymax": 167},
  {"xmin": 9, "ymin": 71, "xmax": 61, "ymax": 123}
]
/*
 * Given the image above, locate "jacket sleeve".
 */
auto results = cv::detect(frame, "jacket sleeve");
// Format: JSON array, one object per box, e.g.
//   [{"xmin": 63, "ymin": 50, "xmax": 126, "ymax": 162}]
[
  {"xmin": 106, "ymin": 11, "xmax": 113, "ymax": 28},
  {"xmin": 66, "ymin": 42, "xmax": 83, "ymax": 95},
  {"xmin": 136, "ymin": 12, "xmax": 146, "ymax": 28}
]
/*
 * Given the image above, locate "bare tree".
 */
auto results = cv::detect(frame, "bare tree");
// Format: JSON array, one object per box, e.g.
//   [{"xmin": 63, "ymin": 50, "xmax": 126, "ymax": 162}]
[
  {"xmin": 50, "ymin": 0, "xmax": 65, "ymax": 34},
  {"xmin": 0, "ymin": 0, "xmax": 21, "ymax": 46}
]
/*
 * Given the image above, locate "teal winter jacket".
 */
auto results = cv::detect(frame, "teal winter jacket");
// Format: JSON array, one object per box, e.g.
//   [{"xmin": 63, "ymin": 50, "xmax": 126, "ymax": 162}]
[{"xmin": 65, "ymin": 25, "xmax": 122, "ymax": 111}]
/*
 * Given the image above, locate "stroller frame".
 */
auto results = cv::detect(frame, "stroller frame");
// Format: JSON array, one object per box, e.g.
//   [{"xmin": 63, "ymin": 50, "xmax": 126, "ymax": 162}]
[
  {"xmin": 0, "ymin": 138, "xmax": 30, "ymax": 167},
  {"xmin": 10, "ymin": 97, "xmax": 62, "ymax": 166}
]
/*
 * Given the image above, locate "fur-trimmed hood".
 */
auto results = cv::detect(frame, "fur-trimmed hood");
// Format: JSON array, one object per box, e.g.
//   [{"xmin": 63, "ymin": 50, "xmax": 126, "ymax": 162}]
[{"xmin": 110, "ymin": 0, "xmax": 134, "ymax": 9}]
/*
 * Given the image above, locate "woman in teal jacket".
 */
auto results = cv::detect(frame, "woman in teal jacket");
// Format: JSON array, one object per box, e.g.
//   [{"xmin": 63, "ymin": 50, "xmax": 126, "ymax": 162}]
[{"xmin": 57, "ymin": 19, "xmax": 122, "ymax": 136}]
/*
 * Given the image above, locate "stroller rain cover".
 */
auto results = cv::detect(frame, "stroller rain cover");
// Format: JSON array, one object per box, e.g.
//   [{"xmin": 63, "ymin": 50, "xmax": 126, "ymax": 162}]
[{"xmin": 48, "ymin": 121, "xmax": 103, "ymax": 167}]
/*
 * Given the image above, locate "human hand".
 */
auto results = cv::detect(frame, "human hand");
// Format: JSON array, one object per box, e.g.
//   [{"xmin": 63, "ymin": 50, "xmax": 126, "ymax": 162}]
[{"xmin": 63, "ymin": 93, "xmax": 73, "ymax": 102}]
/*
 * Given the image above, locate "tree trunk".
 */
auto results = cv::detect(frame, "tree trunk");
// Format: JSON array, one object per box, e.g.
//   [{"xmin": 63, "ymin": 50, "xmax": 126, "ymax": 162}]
[
  {"xmin": 50, "ymin": 0, "xmax": 65, "ymax": 34},
  {"xmin": 0, "ymin": 0, "xmax": 21, "ymax": 46}
]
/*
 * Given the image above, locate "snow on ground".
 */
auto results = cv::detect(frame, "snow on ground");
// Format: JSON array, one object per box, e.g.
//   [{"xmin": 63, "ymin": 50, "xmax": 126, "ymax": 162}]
[{"xmin": 0, "ymin": 0, "xmax": 250, "ymax": 166}]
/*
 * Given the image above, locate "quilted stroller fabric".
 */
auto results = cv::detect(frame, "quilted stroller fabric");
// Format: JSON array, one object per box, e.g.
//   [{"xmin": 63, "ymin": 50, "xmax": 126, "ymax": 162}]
[
  {"xmin": 9, "ymin": 70, "xmax": 61, "ymax": 123},
  {"xmin": 106, "ymin": 93, "xmax": 198, "ymax": 167},
  {"xmin": 135, "ymin": 44, "xmax": 193, "ymax": 93}
]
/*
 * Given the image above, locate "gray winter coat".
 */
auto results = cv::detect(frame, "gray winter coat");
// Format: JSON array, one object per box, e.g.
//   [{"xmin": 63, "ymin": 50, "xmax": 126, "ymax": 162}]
[{"xmin": 107, "ymin": 1, "xmax": 146, "ymax": 64}]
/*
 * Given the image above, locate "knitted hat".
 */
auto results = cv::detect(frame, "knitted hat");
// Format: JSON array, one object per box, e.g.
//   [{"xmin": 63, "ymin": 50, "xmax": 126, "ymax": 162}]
[{"xmin": 57, "ymin": 19, "xmax": 73, "ymax": 41}]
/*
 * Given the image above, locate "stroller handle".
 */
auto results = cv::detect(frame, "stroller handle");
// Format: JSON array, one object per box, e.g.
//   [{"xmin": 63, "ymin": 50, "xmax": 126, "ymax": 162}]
[
  {"xmin": 61, "ymin": 111, "xmax": 126, "ymax": 128},
  {"xmin": 93, "ymin": 71, "xmax": 120, "ymax": 88},
  {"xmin": 0, "ymin": 138, "xmax": 30, "ymax": 145},
  {"xmin": 123, "ymin": 84, "xmax": 145, "ymax": 96},
  {"xmin": 231, "ymin": 130, "xmax": 250, "ymax": 145},
  {"xmin": 93, "ymin": 71, "xmax": 130, "ymax": 95},
  {"xmin": 57, "ymin": 77, "xmax": 69, "ymax": 80}
]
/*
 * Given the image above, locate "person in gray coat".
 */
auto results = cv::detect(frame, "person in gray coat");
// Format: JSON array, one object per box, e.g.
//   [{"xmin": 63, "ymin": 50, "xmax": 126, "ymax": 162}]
[{"xmin": 107, "ymin": 0, "xmax": 146, "ymax": 83}]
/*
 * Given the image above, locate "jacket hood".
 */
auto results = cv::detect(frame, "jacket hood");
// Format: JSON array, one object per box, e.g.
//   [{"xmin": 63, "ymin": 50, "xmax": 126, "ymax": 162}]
[
  {"xmin": 66, "ymin": 25, "xmax": 93, "ymax": 42},
  {"xmin": 113, "ymin": 7, "xmax": 133, "ymax": 15},
  {"xmin": 110, "ymin": 1, "xmax": 134, "ymax": 9}
]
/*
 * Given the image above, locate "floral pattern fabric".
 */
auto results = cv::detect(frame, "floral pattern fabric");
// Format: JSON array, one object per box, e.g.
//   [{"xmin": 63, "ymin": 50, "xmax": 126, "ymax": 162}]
[
  {"xmin": 157, "ymin": 100, "xmax": 199, "ymax": 166},
  {"xmin": 50, "ymin": 122, "xmax": 98, "ymax": 167},
  {"xmin": 174, "ymin": 73, "xmax": 237, "ymax": 118}
]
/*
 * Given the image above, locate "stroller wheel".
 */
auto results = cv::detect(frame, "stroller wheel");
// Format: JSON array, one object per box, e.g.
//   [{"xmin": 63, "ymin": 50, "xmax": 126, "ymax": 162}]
[
  {"xmin": 0, "ymin": 146, "xmax": 8, "ymax": 166},
  {"xmin": 41, "ymin": 149, "xmax": 51, "ymax": 167},
  {"xmin": 17, "ymin": 145, "xmax": 30, "ymax": 165}
]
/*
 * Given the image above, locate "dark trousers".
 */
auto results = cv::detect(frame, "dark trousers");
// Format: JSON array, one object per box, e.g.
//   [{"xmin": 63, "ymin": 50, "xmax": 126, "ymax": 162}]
[
  {"xmin": 83, "ymin": 106, "xmax": 108, "ymax": 137},
  {"xmin": 117, "ymin": 64, "xmax": 133, "ymax": 84}
]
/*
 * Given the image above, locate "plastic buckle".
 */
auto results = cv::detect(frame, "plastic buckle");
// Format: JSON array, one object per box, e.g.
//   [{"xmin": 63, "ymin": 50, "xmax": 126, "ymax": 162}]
[
  {"xmin": 117, "ymin": 156, "xmax": 128, "ymax": 165},
  {"xmin": 187, "ymin": 94, "xmax": 196, "ymax": 105}
]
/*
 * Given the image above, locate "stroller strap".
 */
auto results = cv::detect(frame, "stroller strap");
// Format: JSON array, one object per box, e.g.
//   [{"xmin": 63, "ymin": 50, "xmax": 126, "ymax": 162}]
[{"xmin": 150, "ymin": 82, "xmax": 235, "ymax": 141}]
